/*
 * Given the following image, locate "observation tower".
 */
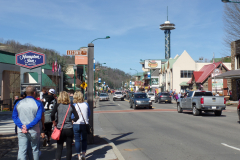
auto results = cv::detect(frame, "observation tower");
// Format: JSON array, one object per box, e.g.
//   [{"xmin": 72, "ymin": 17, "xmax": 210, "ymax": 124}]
[{"xmin": 160, "ymin": 7, "xmax": 175, "ymax": 59}]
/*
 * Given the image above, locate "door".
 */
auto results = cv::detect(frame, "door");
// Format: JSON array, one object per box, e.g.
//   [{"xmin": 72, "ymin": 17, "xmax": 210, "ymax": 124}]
[
  {"xmin": 181, "ymin": 92, "xmax": 189, "ymax": 108},
  {"xmin": 186, "ymin": 91, "xmax": 193, "ymax": 108}
]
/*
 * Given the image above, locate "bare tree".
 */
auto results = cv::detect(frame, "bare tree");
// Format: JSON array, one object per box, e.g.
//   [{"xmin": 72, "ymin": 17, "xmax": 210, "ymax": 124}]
[{"xmin": 223, "ymin": 1, "xmax": 240, "ymax": 54}]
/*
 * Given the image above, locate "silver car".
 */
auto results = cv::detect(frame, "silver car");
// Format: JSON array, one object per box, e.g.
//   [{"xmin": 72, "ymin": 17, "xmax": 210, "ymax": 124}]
[
  {"xmin": 147, "ymin": 92, "xmax": 155, "ymax": 101},
  {"xmin": 113, "ymin": 91, "xmax": 124, "ymax": 101},
  {"xmin": 99, "ymin": 93, "xmax": 109, "ymax": 101}
]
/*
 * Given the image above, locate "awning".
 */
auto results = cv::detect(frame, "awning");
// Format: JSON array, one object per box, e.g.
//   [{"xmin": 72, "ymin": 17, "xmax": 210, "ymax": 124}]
[
  {"xmin": 179, "ymin": 82, "xmax": 189, "ymax": 86},
  {"xmin": 213, "ymin": 69, "xmax": 240, "ymax": 79}
]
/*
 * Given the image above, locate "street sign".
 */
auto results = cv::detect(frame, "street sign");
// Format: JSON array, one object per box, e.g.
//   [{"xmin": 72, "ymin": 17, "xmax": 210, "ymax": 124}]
[
  {"xmin": 98, "ymin": 78, "xmax": 101, "ymax": 83},
  {"xmin": 81, "ymin": 82, "xmax": 87, "ymax": 89},
  {"xmin": 16, "ymin": 50, "xmax": 45, "ymax": 69},
  {"xmin": 67, "ymin": 48, "xmax": 88, "ymax": 56}
]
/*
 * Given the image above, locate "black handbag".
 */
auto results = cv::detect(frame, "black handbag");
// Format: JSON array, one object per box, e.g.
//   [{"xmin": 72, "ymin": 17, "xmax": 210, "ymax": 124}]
[{"xmin": 76, "ymin": 103, "xmax": 93, "ymax": 134}]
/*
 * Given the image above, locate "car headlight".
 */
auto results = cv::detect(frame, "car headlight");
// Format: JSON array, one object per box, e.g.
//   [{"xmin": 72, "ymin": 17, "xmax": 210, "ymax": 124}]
[
  {"xmin": 149, "ymin": 100, "xmax": 152, "ymax": 102},
  {"xmin": 136, "ymin": 101, "xmax": 141, "ymax": 103}
]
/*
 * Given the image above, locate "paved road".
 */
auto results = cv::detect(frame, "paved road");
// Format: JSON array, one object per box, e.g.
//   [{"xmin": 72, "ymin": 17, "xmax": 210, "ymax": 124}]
[
  {"xmin": 0, "ymin": 114, "xmax": 15, "ymax": 135},
  {"xmin": 94, "ymin": 95, "xmax": 240, "ymax": 160}
]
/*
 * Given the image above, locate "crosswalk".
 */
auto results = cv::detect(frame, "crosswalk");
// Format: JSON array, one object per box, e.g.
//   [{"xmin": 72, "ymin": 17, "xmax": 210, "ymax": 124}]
[{"xmin": 0, "ymin": 119, "xmax": 15, "ymax": 134}]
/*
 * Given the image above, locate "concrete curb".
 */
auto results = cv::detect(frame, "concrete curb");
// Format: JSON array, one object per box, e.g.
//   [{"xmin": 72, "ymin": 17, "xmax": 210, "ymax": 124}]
[{"xmin": 102, "ymin": 137, "xmax": 125, "ymax": 160}]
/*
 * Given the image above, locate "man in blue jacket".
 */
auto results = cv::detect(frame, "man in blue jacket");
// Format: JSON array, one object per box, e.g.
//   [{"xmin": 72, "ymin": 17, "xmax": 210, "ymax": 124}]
[{"xmin": 12, "ymin": 86, "xmax": 43, "ymax": 160}]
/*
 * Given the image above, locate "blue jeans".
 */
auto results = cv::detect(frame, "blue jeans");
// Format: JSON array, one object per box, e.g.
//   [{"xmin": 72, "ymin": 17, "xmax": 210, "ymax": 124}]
[
  {"xmin": 73, "ymin": 124, "xmax": 88, "ymax": 153},
  {"xmin": 18, "ymin": 132, "xmax": 39, "ymax": 160}
]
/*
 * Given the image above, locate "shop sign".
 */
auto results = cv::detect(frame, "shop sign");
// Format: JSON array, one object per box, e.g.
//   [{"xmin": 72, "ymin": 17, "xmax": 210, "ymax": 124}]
[
  {"xmin": 144, "ymin": 60, "xmax": 161, "ymax": 69},
  {"xmin": 16, "ymin": 50, "xmax": 45, "ymax": 69}
]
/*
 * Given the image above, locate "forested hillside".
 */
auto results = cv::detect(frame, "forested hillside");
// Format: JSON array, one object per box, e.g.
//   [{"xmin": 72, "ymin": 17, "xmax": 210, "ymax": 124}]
[{"xmin": 0, "ymin": 39, "xmax": 132, "ymax": 89}]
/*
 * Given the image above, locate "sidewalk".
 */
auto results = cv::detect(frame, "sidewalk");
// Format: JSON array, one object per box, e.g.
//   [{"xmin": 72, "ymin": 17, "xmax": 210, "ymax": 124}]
[{"xmin": 0, "ymin": 135, "xmax": 125, "ymax": 160}]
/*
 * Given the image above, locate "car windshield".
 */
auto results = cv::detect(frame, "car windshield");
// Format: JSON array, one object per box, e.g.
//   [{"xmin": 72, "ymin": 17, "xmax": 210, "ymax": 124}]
[
  {"xmin": 148, "ymin": 93, "xmax": 154, "ymax": 96},
  {"xmin": 100, "ymin": 93, "xmax": 108, "ymax": 96},
  {"xmin": 115, "ymin": 92, "xmax": 122, "ymax": 94},
  {"xmin": 135, "ymin": 94, "xmax": 147, "ymax": 99}
]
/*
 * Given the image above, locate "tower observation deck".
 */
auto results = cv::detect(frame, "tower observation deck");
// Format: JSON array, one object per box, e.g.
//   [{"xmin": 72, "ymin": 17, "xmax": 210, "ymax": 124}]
[{"xmin": 160, "ymin": 8, "xmax": 175, "ymax": 60}]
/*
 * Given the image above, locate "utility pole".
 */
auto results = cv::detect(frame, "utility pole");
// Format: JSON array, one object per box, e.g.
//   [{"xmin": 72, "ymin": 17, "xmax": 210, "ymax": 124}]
[{"xmin": 87, "ymin": 43, "xmax": 94, "ymax": 144}]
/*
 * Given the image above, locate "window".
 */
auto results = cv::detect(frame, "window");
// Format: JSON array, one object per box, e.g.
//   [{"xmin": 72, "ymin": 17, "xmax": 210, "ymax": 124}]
[
  {"xmin": 187, "ymin": 91, "xmax": 193, "ymax": 97},
  {"xmin": 180, "ymin": 70, "xmax": 194, "ymax": 78}
]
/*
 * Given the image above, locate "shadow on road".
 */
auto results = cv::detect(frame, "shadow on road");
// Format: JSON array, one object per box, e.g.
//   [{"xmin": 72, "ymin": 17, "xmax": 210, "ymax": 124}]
[
  {"xmin": 182, "ymin": 112, "xmax": 226, "ymax": 117},
  {"xmin": 110, "ymin": 132, "xmax": 136, "ymax": 146}
]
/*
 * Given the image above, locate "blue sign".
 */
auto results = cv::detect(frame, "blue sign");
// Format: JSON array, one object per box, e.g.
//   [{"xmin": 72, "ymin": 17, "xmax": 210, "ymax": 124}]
[
  {"xmin": 104, "ymin": 81, "xmax": 105, "ymax": 85},
  {"xmin": 148, "ymin": 72, "xmax": 150, "ymax": 79},
  {"xmin": 16, "ymin": 50, "xmax": 45, "ymax": 69},
  {"xmin": 130, "ymin": 81, "xmax": 132, "ymax": 85},
  {"xmin": 98, "ymin": 78, "xmax": 101, "ymax": 83},
  {"xmin": 93, "ymin": 58, "xmax": 95, "ymax": 71}
]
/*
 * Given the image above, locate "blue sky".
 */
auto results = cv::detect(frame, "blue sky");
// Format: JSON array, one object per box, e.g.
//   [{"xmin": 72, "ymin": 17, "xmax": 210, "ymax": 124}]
[{"xmin": 0, "ymin": 0, "xmax": 227, "ymax": 75}]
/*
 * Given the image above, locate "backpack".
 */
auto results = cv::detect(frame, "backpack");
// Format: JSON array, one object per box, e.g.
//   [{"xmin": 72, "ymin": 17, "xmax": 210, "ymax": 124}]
[
  {"xmin": 44, "ymin": 109, "xmax": 52, "ymax": 123},
  {"xmin": 44, "ymin": 99, "xmax": 56, "ymax": 123}
]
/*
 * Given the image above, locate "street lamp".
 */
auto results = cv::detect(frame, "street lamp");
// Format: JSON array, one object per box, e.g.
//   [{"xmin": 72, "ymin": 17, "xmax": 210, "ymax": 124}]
[
  {"xmin": 88, "ymin": 36, "xmax": 110, "ymax": 144},
  {"xmin": 73, "ymin": 64, "xmax": 77, "ymax": 92},
  {"xmin": 222, "ymin": 0, "xmax": 240, "ymax": 3},
  {"xmin": 130, "ymin": 68, "xmax": 139, "ymax": 76},
  {"xmin": 91, "ymin": 36, "xmax": 110, "ymax": 43}
]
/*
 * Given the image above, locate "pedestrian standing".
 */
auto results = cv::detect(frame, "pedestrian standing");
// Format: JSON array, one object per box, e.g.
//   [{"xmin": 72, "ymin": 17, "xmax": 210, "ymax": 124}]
[
  {"xmin": 178, "ymin": 92, "xmax": 181, "ymax": 99},
  {"xmin": 51, "ymin": 91, "xmax": 79, "ymax": 160},
  {"xmin": 174, "ymin": 93, "xmax": 179, "ymax": 102},
  {"xmin": 72, "ymin": 91, "xmax": 91, "ymax": 160},
  {"xmin": 12, "ymin": 86, "xmax": 43, "ymax": 160},
  {"xmin": 41, "ymin": 88, "xmax": 56, "ymax": 146}
]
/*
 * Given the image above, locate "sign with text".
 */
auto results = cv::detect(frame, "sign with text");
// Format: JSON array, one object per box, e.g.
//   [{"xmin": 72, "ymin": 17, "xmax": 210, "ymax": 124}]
[
  {"xmin": 16, "ymin": 51, "xmax": 45, "ymax": 69},
  {"xmin": 144, "ymin": 60, "xmax": 161, "ymax": 69},
  {"xmin": 75, "ymin": 56, "xmax": 88, "ymax": 65},
  {"xmin": 67, "ymin": 48, "xmax": 88, "ymax": 56},
  {"xmin": 21, "ymin": 83, "xmax": 41, "ymax": 92}
]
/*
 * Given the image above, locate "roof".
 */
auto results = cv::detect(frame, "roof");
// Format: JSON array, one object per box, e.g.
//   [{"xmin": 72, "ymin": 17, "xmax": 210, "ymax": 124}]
[
  {"xmin": 0, "ymin": 50, "xmax": 15, "ymax": 64},
  {"xmin": 214, "ymin": 69, "xmax": 240, "ymax": 79},
  {"xmin": 179, "ymin": 82, "xmax": 189, "ymax": 86},
  {"xmin": 168, "ymin": 58, "xmax": 178, "ymax": 69},
  {"xmin": 29, "ymin": 72, "xmax": 56, "ymax": 87},
  {"xmin": 188, "ymin": 62, "xmax": 229, "ymax": 84}
]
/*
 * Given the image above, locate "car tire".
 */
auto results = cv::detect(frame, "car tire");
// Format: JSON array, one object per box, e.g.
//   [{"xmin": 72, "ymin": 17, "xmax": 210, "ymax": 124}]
[
  {"xmin": 121, "ymin": 98, "xmax": 124, "ymax": 101},
  {"xmin": 177, "ymin": 103, "xmax": 183, "ymax": 113},
  {"xmin": 149, "ymin": 106, "xmax": 152, "ymax": 109},
  {"xmin": 130, "ymin": 103, "xmax": 132, "ymax": 108},
  {"xmin": 113, "ymin": 98, "xmax": 115, "ymax": 101},
  {"xmin": 192, "ymin": 105, "xmax": 200, "ymax": 116},
  {"xmin": 215, "ymin": 110, "xmax": 222, "ymax": 116}
]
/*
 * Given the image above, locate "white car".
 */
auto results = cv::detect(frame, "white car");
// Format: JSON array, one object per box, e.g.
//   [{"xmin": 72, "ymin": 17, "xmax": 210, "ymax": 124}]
[
  {"xmin": 147, "ymin": 92, "xmax": 155, "ymax": 101},
  {"xmin": 113, "ymin": 91, "xmax": 124, "ymax": 101}
]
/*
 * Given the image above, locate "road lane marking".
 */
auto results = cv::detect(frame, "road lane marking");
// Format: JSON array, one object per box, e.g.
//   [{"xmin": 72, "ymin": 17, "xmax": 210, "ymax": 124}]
[{"xmin": 221, "ymin": 143, "xmax": 240, "ymax": 151}]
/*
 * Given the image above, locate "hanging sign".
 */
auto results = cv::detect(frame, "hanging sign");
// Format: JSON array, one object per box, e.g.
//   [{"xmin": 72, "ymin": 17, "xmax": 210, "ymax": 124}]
[{"xmin": 16, "ymin": 50, "xmax": 45, "ymax": 69}]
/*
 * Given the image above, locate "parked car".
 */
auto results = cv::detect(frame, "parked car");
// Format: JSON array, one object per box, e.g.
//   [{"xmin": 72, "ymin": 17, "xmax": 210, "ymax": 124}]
[
  {"xmin": 130, "ymin": 92, "xmax": 152, "ymax": 109},
  {"xmin": 147, "ymin": 92, "xmax": 155, "ymax": 101},
  {"xmin": 113, "ymin": 91, "xmax": 124, "ymax": 101},
  {"xmin": 177, "ymin": 91, "xmax": 226, "ymax": 116},
  {"xmin": 156, "ymin": 92, "xmax": 172, "ymax": 103},
  {"xmin": 99, "ymin": 93, "xmax": 109, "ymax": 101}
]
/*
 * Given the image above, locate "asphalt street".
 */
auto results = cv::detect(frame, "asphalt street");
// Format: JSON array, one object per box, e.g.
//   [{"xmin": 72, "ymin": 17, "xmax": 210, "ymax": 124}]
[{"xmin": 94, "ymin": 95, "xmax": 240, "ymax": 160}]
